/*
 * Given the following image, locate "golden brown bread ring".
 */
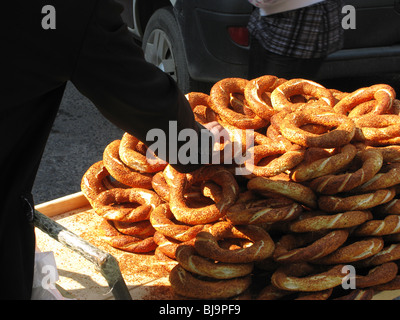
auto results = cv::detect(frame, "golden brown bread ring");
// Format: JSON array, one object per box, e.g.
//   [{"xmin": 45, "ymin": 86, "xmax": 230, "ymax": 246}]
[
  {"xmin": 149, "ymin": 203, "xmax": 207, "ymax": 242},
  {"xmin": 271, "ymin": 263, "xmax": 345, "ymax": 292},
  {"xmin": 353, "ymin": 114, "xmax": 400, "ymax": 142},
  {"xmin": 309, "ymin": 149, "xmax": 383, "ymax": 195},
  {"xmin": 209, "ymin": 77, "xmax": 268, "ymax": 129},
  {"xmin": 318, "ymin": 188, "xmax": 396, "ymax": 213},
  {"xmin": 81, "ymin": 161, "xmax": 110, "ymax": 206},
  {"xmin": 113, "ymin": 220, "xmax": 155, "ymax": 238},
  {"xmin": 169, "ymin": 264, "xmax": 252, "ymax": 299},
  {"xmin": 371, "ymin": 275, "xmax": 400, "ymax": 291},
  {"xmin": 194, "ymin": 222, "xmax": 275, "ymax": 263},
  {"xmin": 164, "ymin": 165, "xmax": 239, "ymax": 225},
  {"xmin": 288, "ymin": 210, "xmax": 373, "ymax": 233},
  {"xmin": 352, "ymin": 163, "xmax": 400, "ymax": 193},
  {"xmin": 103, "ymin": 140, "xmax": 153, "ymax": 189},
  {"xmin": 175, "ymin": 245, "xmax": 254, "ymax": 280},
  {"xmin": 375, "ymin": 198, "xmax": 400, "ymax": 215},
  {"xmin": 312, "ymin": 237, "xmax": 384, "ymax": 264},
  {"xmin": 272, "ymin": 230, "xmax": 349, "ymax": 263},
  {"xmin": 118, "ymin": 132, "xmax": 167, "ymax": 173},
  {"xmin": 353, "ymin": 215, "xmax": 400, "ymax": 236},
  {"xmin": 278, "ymin": 111, "xmax": 356, "ymax": 148},
  {"xmin": 244, "ymin": 75, "xmax": 284, "ymax": 121},
  {"xmin": 247, "ymin": 176, "xmax": 318, "ymax": 209},
  {"xmin": 356, "ymin": 243, "xmax": 400, "ymax": 267},
  {"xmin": 98, "ymin": 219, "xmax": 157, "ymax": 253},
  {"xmin": 92, "ymin": 187, "xmax": 162, "ymax": 222},
  {"xmin": 270, "ymin": 78, "xmax": 335, "ymax": 112},
  {"xmin": 185, "ymin": 92, "xmax": 218, "ymax": 124},
  {"xmin": 355, "ymin": 262, "xmax": 398, "ymax": 289},
  {"xmin": 333, "ymin": 84, "xmax": 396, "ymax": 116},
  {"xmin": 226, "ymin": 198, "xmax": 303, "ymax": 225},
  {"xmin": 245, "ymin": 143, "xmax": 305, "ymax": 177},
  {"xmin": 290, "ymin": 144, "xmax": 357, "ymax": 182},
  {"xmin": 295, "ymin": 288, "xmax": 333, "ymax": 300}
]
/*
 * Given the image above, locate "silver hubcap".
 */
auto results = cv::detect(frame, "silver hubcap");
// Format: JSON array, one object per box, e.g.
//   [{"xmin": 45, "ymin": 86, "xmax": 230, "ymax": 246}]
[{"xmin": 144, "ymin": 29, "xmax": 177, "ymax": 81}]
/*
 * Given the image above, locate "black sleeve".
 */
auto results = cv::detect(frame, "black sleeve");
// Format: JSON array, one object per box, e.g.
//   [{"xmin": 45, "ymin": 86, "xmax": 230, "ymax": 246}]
[{"xmin": 71, "ymin": 0, "xmax": 210, "ymax": 173}]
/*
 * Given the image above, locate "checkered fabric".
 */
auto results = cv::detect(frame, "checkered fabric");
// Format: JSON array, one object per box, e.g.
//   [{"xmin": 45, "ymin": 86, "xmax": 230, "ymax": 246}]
[{"xmin": 247, "ymin": 0, "xmax": 344, "ymax": 59}]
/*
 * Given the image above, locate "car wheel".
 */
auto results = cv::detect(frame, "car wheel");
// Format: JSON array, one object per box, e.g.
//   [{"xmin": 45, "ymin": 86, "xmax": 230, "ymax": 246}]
[{"xmin": 142, "ymin": 7, "xmax": 203, "ymax": 94}]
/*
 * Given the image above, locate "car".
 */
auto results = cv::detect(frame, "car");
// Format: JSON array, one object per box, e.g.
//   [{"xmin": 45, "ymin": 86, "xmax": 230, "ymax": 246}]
[{"xmin": 115, "ymin": 0, "xmax": 400, "ymax": 93}]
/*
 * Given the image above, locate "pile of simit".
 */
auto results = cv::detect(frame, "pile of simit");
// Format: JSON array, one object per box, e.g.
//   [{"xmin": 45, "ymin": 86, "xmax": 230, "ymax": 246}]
[{"xmin": 81, "ymin": 76, "xmax": 400, "ymax": 300}]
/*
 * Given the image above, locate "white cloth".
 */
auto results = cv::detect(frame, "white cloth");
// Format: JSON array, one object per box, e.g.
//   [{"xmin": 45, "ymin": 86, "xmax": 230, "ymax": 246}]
[{"xmin": 248, "ymin": 0, "xmax": 325, "ymax": 16}]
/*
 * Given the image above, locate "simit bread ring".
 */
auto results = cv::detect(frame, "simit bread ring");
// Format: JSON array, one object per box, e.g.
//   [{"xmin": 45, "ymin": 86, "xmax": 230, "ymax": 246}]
[
  {"xmin": 169, "ymin": 264, "xmax": 252, "ymax": 299},
  {"xmin": 119, "ymin": 132, "xmax": 167, "ymax": 173},
  {"xmin": 209, "ymin": 77, "xmax": 268, "ymax": 129},
  {"xmin": 92, "ymin": 187, "xmax": 162, "ymax": 222},
  {"xmin": 81, "ymin": 161, "xmax": 111, "ymax": 206},
  {"xmin": 185, "ymin": 92, "xmax": 218, "ymax": 124},
  {"xmin": 244, "ymin": 75, "xmax": 284, "ymax": 121},
  {"xmin": 226, "ymin": 197, "xmax": 303, "ymax": 225},
  {"xmin": 352, "ymin": 163, "xmax": 400, "ymax": 193},
  {"xmin": 288, "ymin": 210, "xmax": 373, "ymax": 233},
  {"xmin": 355, "ymin": 262, "xmax": 398, "ymax": 289},
  {"xmin": 353, "ymin": 215, "xmax": 400, "ymax": 236},
  {"xmin": 164, "ymin": 165, "xmax": 239, "ymax": 225},
  {"xmin": 278, "ymin": 110, "xmax": 356, "ymax": 148},
  {"xmin": 149, "ymin": 203, "xmax": 207, "ymax": 242},
  {"xmin": 333, "ymin": 84, "xmax": 396, "ymax": 116},
  {"xmin": 318, "ymin": 188, "xmax": 396, "ymax": 212},
  {"xmin": 312, "ymin": 237, "xmax": 384, "ymax": 264},
  {"xmin": 247, "ymin": 176, "xmax": 317, "ymax": 209},
  {"xmin": 353, "ymin": 114, "xmax": 400, "ymax": 142},
  {"xmin": 272, "ymin": 230, "xmax": 349, "ymax": 263},
  {"xmin": 290, "ymin": 144, "xmax": 357, "ymax": 182},
  {"xmin": 175, "ymin": 245, "xmax": 254, "ymax": 280},
  {"xmin": 98, "ymin": 219, "xmax": 157, "ymax": 253},
  {"xmin": 194, "ymin": 221, "xmax": 275, "ymax": 263},
  {"xmin": 103, "ymin": 140, "xmax": 153, "ymax": 189},
  {"xmin": 245, "ymin": 143, "xmax": 305, "ymax": 177},
  {"xmin": 308, "ymin": 149, "xmax": 383, "ymax": 195},
  {"xmin": 270, "ymin": 78, "xmax": 335, "ymax": 112},
  {"xmin": 357, "ymin": 243, "xmax": 400, "ymax": 267},
  {"xmin": 271, "ymin": 263, "xmax": 345, "ymax": 292}
]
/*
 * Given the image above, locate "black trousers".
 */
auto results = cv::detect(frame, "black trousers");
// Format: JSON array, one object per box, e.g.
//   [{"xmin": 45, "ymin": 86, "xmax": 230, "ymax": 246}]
[{"xmin": 248, "ymin": 36, "xmax": 324, "ymax": 81}]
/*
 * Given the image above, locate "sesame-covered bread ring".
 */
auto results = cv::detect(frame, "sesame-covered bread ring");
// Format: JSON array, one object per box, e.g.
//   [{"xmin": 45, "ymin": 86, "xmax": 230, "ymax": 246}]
[
  {"xmin": 248, "ymin": 176, "xmax": 318, "ymax": 209},
  {"xmin": 333, "ymin": 84, "xmax": 396, "ymax": 116},
  {"xmin": 98, "ymin": 219, "xmax": 157, "ymax": 253},
  {"xmin": 92, "ymin": 187, "xmax": 162, "ymax": 222},
  {"xmin": 270, "ymin": 78, "xmax": 336, "ymax": 112},
  {"xmin": 175, "ymin": 245, "xmax": 254, "ymax": 280},
  {"xmin": 209, "ymin": 77, "xmax": 268, "ymax": 129},
  {"xmin": 272, "ymin": 230, "xmax": 349, "ymax": 263},
  {"xmin": 290, "ymin": 144, "xmax": 357, "ymax": 182},
  {"xmin": 279, "ymin": 110, "xmax": 356, "ymax": 148},
  {"xmin": 318, "ymin": 188, "xmax": 396, "ymax": 212},
  {"xmin": 288, "ymin": 210, "xmax": 373, "ymax": 233},
  {"xmin": 81, "ymin": 161, "xmax": 111, "ymax": 207},
  {"xmin": 103, "ymin": 140, "xmax": 153, "ymax": 189},
  {"xmin": 245, "ymin": 143, "xmax": 305, "ymax": 177},
  {"xmin": 353, "ymin": 114, "xmax": 400, "ymax": 142},
  {"xmin": 194, "ymin": 221, "xmax": 275, "ymax": 263},
  {"xmin": 355, "ymin": 262, "xmax": 398, "ymax": 289},
  {"xmin": 119, "ymin": 132, "xmax": 167, "ymax": 173},
  {"xmin": 149, "ymin": 203, "xmax": 207, "ymax": 242},
  {"xmin": 309, "ymin": 149, "xmax": 383, "ymax": 195},
  {"xmin": 226, "ymin": 197, "xmax": 303, "ymax": 225},
  {"xmin": 164, "ymin": 165, "xmax": 239, "ymax": 225},
  {"xmin": 271, "ymin": 263, "xmax": 345, "ymax": 292},
  {"xmin": 357, "ymin": 243, "xmax": 400, "ymax": 267},
  {"xmin": 244, "ymin": 75, "xmax": 284, "ymax": 121},
  {"xmin": 352, "ymin": 163, "xmax": 400, "ymax": 193},
  {"xmin": 312, "ymin": 237, "xmax": 384, "ymax": 264},
  {"xmin": 353, "ymin": 215, "xmax": 400, "ymax": 237},
  {"xmin": 169, "ymin": 264, "xmax": 252, "ymax": 299},
  {"xmin": 185, "ymin": 92, "xmax": 218, "ymax": 124}
]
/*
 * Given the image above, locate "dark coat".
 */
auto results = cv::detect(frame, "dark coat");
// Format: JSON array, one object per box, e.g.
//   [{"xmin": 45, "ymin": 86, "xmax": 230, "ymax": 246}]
[{"xmin": 1, "ymin": 0, "xmax": 204, "ymax": 299}]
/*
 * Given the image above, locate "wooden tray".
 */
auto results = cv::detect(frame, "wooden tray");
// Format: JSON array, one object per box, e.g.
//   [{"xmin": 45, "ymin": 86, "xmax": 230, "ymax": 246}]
[
  {"xmin": 35, "ymin": 192, "xmax": 176, "ymax": 300},
  {"xmin": 35, "ymin": 192, "xmax": 400, "ymax": 300}
]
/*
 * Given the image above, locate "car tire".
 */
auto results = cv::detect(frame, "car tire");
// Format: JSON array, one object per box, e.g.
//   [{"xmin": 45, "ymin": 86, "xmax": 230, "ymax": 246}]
[{"xmin": 142, "ymin": 7, "xmax": 206, "ymax": 94}]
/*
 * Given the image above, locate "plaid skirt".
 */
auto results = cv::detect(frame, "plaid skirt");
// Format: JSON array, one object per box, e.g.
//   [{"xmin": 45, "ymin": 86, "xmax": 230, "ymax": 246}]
[{"xmin": 247, "ymin": 0, "xmax": 344, "ymax": 59}]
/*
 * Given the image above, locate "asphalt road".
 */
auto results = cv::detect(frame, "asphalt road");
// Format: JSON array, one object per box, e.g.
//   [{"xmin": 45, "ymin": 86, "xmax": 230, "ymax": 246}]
[{"xmin": 32, "ymin": 73, "xmax": 400, "ymax": 205}]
